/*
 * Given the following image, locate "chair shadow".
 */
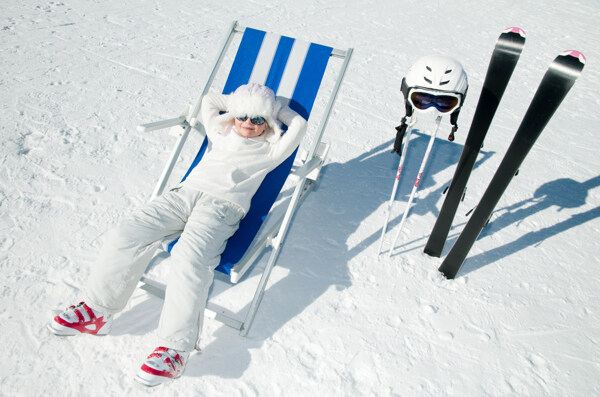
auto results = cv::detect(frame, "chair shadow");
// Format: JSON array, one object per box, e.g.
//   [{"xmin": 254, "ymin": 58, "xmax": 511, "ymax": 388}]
[
  {"xmin": 182, "ymin": 127, "xmax": 497, "ymax": 378},
  {"xmin": 457, "ymin": 175, "xmax": 600, "ymax": 276}
]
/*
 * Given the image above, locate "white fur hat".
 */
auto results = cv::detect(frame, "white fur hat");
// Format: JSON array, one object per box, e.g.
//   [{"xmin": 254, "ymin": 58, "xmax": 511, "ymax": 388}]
[{"xmin": 216, "ymin": 83, "xmax": 283, "ymax": 142}]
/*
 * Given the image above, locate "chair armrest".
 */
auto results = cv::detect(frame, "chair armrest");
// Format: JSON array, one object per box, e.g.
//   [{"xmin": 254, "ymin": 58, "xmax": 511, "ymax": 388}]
[
  {"xmin": 137, "ymin": 117, "xmax": 187, "ymax": 133},
  {"xmin": 291, "ymin": 142, "xmax": 330, "ymax": 181},
  {"xmin": 291, "ymin": 157, "xmax": 323, "ymax": 180}
]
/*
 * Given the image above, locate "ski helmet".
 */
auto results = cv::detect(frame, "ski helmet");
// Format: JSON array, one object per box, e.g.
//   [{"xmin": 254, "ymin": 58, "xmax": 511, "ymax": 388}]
[{"xmin": 400, "ymin": 55, "xmax": 468, "ymax": 140}]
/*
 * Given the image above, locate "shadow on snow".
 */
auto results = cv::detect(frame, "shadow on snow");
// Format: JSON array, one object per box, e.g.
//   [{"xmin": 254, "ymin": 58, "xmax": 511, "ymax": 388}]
[{"xmin": 115, "ymin": 131, "xmax": 597, "ymax": 378}]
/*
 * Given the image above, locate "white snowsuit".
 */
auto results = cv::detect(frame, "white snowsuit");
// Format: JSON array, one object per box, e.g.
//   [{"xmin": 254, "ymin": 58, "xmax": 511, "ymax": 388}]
[{"xmin": 85, "ymin": 92, "xmax": 307, "ymax": 351}]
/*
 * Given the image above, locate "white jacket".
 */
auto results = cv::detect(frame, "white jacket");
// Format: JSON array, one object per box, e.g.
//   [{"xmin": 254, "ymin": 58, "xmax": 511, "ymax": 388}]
[{"xmin": 182, "ymin": 93, "xmax": 308, "ymax": 214}]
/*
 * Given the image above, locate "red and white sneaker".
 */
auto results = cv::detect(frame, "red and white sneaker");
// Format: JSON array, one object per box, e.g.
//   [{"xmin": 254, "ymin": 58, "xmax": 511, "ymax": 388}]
[
  {"xmin": 135, "ymin": 346, "xmax": 187, "ymax": 387},
  {"xmin": 48, "ymin": 302, "xmax": 112, "ymax": 336}
]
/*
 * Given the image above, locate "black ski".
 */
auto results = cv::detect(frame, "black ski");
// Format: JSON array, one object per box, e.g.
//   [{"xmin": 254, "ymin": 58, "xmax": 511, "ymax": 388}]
[
  {"xmin": 438, "ymin": 50, "xmax": 586, "ymax": 279},
  {"xmin": 424, "ymin": 27, "xmax": 526, "ymax": 258}
]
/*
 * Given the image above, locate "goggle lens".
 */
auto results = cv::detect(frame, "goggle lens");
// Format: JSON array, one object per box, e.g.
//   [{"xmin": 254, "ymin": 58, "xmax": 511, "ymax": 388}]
[{"xmin": 410, "ymin": 92, "xmax": 460, "ymax": 113}]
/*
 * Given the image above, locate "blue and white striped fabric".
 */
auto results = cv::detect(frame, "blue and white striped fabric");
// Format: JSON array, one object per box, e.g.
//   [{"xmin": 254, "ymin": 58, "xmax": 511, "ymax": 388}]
[
  {"xmin": 223, "ymin": 28, "xmax": 332, "ymax": 120},
  {"xmin": 177, "ymin": 28, "xmax": 333, "ymax": 275}
]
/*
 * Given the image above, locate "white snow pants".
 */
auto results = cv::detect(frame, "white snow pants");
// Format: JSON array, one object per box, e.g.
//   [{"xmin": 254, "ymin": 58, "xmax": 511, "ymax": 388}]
[{"xmin": 84, "ymin": 185, "xmax": 244, "ymax": 351}]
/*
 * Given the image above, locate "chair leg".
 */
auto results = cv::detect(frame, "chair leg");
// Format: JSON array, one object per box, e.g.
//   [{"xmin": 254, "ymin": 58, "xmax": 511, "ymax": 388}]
[{"xmin": 239, "ymin": 178, "xmax": 314, "ymax": 336}]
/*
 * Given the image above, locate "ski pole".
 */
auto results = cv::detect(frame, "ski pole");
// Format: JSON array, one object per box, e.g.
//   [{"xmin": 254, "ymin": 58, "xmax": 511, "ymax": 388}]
[
  {"xmin": 377, "ymin": 116, "xmax": 417, "ymax": 256},
  {"xmin": 388, "ymin": 115, "xmax": 442, "ymax": 257}
]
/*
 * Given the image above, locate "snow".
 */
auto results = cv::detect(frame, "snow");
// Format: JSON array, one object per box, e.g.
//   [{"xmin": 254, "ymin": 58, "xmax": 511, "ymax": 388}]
[{"xmin": 2, "ymin": 0, "xmax": 599, "ymax": 395}]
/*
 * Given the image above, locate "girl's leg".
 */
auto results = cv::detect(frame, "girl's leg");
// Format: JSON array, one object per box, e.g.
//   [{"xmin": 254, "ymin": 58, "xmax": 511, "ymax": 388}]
[
  {"xmin": 85, "ymin": 186, "xmax": 201, "ymax": 314},
  {"xmin": 156, "ymin": 194, "xmax": 244, "ymax": 351}
]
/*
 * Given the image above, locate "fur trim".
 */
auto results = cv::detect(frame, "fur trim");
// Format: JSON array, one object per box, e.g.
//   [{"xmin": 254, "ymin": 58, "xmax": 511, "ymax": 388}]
[{"xmin": 215, "ymin": 83, "xmax": 283, "ymax": 143}]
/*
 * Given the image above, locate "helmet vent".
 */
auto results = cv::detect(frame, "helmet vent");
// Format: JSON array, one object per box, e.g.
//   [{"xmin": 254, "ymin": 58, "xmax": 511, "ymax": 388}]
[
  {"xmin": 439, "ymin": 68, "xmax": 453, "ymax": 85},
  {"xmin": 424, "ymin": 77, "xmax": 433, "ymax": 84}
]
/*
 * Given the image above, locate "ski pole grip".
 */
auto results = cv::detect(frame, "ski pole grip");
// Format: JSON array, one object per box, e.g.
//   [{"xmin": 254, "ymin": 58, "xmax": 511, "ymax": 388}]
[{"xmin": 392, "ymin": 120, "xmax": 408, "ymax": 156}]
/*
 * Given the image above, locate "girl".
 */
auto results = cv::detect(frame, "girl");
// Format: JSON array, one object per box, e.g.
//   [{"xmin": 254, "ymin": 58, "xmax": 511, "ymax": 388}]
[{"xmin": 48, "ymin": 83, "xmax": 307, "ymax": 386}]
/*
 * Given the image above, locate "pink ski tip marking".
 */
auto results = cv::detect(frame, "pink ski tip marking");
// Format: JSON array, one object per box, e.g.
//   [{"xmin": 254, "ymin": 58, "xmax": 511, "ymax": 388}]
[
  {"xmin": 561, "ymin": 50, "xmax": 586, "ymax": 64},
  {"xmin": 504, "ymin": 27, "xmax": 526, "ymax": 37}
]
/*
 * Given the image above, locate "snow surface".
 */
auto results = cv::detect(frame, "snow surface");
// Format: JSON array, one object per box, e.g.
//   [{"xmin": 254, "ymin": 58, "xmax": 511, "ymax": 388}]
[{"xmin": 2, "ymin": 0, "xmax": 599, "ymax": 396}]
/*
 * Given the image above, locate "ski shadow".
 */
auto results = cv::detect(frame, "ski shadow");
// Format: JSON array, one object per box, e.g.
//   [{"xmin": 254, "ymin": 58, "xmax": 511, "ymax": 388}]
[{"xmin": 457, "ymin": 175, "xmax": 600, "ymax": 276}]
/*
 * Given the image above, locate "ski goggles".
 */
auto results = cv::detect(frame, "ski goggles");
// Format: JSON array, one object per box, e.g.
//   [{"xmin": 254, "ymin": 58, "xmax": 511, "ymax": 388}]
[
  {"xmin": 236, "ymin": 115, "xmax": 267, "ymax": 125},
  {"xmin": 408, "ymin": 90, "xmax": 461, "ymax": 113}
]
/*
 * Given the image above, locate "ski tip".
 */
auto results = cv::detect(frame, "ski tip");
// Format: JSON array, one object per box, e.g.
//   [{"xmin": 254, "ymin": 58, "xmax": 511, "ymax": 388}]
[
  {"xmin": 504, "ymin": 27, "xmax": 526, "ymax": 38},
  {"xmin": 561, "ymin": 50, "xmax": 586, "ymax": 64}
]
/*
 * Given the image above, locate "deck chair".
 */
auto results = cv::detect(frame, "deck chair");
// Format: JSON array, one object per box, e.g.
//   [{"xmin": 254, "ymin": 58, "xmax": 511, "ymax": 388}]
[{"xmin": 136, "ymin": 21, "xmax": 352, "ymax": 336}]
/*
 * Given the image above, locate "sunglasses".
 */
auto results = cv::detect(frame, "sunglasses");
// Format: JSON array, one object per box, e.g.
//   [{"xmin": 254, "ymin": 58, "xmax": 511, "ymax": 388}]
[
  {"xmin": 236, "ymin": 115, "xmax": 267, "ymax": 125},
  {"xmin": 409, "ymin": 90, "xmax": 460, "ymax": 113}
]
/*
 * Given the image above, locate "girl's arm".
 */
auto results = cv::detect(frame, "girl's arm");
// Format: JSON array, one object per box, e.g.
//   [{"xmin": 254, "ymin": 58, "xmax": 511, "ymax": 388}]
[
  {"xmin": 271, "ymin": 104, "xmax": 308, "ymax": 160},
  {"xmin": 200, "ymin": 93, "xmax": 229, "ymax": 139}
]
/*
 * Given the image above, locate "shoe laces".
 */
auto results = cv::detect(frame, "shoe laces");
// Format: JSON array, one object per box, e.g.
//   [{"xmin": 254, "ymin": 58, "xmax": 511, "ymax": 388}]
[
  {"xmin": 62, "ymin": 302, "xmax": 106, "ymax": 323},
  {"xmin": 148, "ymin": 347, "xmax": 186, "ymax": 371}
]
